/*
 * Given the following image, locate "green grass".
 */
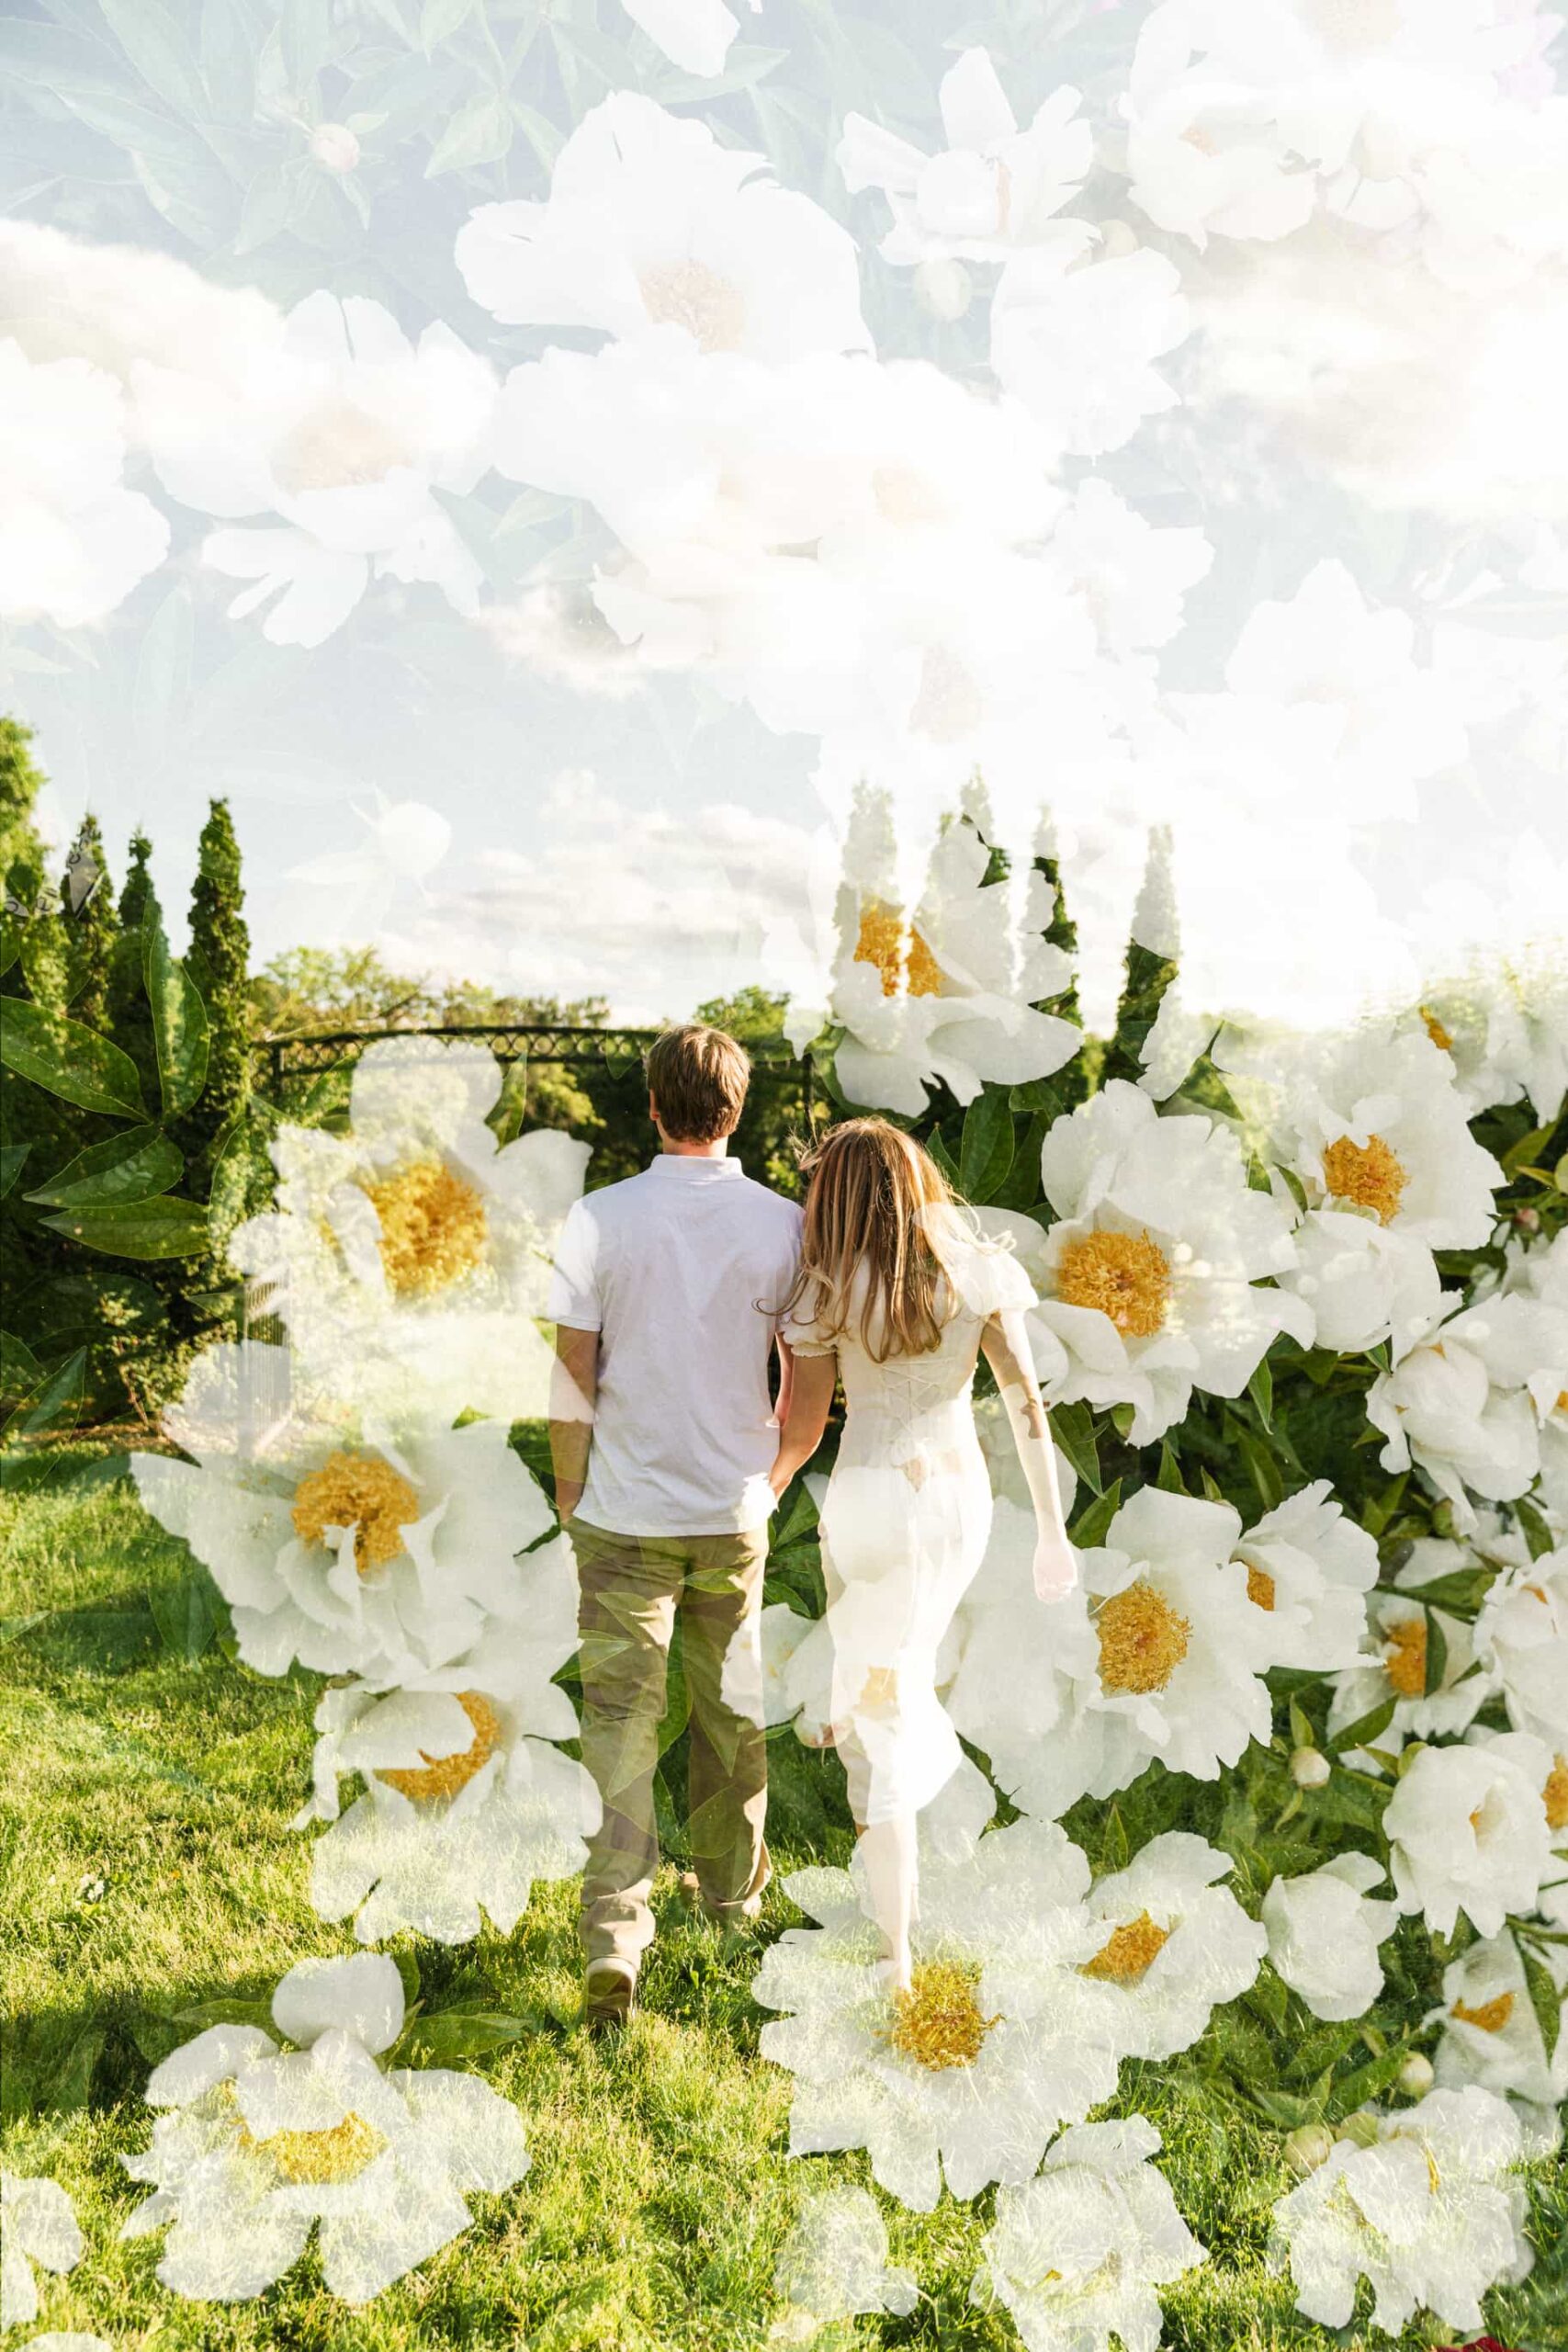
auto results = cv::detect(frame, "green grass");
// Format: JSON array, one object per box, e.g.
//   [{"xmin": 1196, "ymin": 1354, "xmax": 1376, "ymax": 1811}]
[{"xmin": 2, "ymin": 1464, "xmax": 1564, "ymax": 2351}]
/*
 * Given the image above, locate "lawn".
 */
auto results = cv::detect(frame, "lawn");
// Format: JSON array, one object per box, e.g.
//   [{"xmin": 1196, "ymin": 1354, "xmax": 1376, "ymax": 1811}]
[{"xmin": 3, "ymin": 1458, "xmax": 1564, "ymax": 2352}]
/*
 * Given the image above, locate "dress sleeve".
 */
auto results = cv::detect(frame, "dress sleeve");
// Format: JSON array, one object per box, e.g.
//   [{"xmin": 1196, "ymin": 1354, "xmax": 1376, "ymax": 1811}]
[
  {"xmin": 945, "ymin": 1236, "xmax": 1038, "ymax": 1320},
  {"xmin": 778, "ymin": 1275, "xmax": 836, "ymax": 1357},
  {"xmin": 544, "ymin": 1198, "xmax": 601, "ymax": 1331}
]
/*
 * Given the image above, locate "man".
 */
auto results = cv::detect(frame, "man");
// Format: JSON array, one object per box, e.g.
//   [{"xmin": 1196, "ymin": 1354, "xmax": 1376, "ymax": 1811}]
[{"xmin": 547, "ymin": 1023, "xmax": 804, "ymax": 2030}]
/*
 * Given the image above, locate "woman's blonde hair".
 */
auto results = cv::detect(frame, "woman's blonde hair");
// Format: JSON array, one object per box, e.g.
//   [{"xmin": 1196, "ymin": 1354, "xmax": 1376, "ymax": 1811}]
[{"xmin": 780, "ymin": 1117, "xmax": 970, "ymax": 1363}]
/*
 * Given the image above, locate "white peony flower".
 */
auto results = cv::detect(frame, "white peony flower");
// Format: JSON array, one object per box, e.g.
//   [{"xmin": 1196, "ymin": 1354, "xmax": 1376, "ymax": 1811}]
[
  {"xmin": 618, "ymin": 0, "xmax": 756, "ymax": 79},
  {"xmin": 1075, "ymin": 1833, "xmax": 1266, "ymax": 2058},
  {"xmin": 1367, "ymin": 1295, "xmax": 1557, "ymax": 1531},
  {"xmin": 838, "ymin": 49, "xmax": 1092, "ymax": 265},
  {"xmin": 136, "ymin": 293, "xmax": 495, "ymax": 646},
  {"xmin": 1234, "ymin": 1479, "xmax": 1379, "ymax": 1672},
  {"xmin": 1415, "ymin": 960, "xmax": 1568, "ymax": 1123},
  {"xmin": 1486, "ymin": 1228, "xmax": 1568, "ymax": 1521},
  {"xmin": 772, "ymin": 2185, "xmax": 918, "ymax": 2333},
  {"xmin": 1, "ymin": 2172, "xmax": 84, "ymax": 2328},
  {"xmin": 0, "ymin": 338, "xmax": 167, "ymax": 628},
  {"xmin": 1275, "ymin": 1207, "xmax": 1443, "ymax": 1358},
  {"xmin": 295, "ymin": 1633, "xmax": 599, "ymax": 1946},
  {"xmin": 810, "ymin": 814, "xmax": 1081, "ymax": 1116},
  {"xmin": 231, "ymin": 1034, "xmax": 589, "ymax": 1425},
  {"xmin": 121, "ymin": 1954, "xmax": 530, "ymax": 2303},
  {"xmin": 457, "ymin": 93, "xmax": 868, "ymax": 360},
  {"xmin": 132, "ymin": 1349, "xmax": 562, "ymax": 1682},
  {"xmin": 1465, "ymin": 1725, "xmax": 1568, "ymax": 1892},
  {"xmin": 964, "ymin": 1488, "xmax": 1279, "ymax": 1820},
  {"xmin": 1327, "ymin": 1538, "xmax": 1495, "ymax": 1750},
  {"xmin": 753, "ymin": 1813, "xmax": 1121, "ymax": 2211},
  {"xmin": 1123, "ymin": 5, "xmax": 1321, "ymax": 248},
  {"xmin": 974, "ymin": 2116, "xmax": 1207, "ymax": 2352},
  {"xmin": 1262, "ymin": 1854, "xmax": 1400, "ymax": 2023},
  {"xmin": 1386, "ymin": 1740, "xmax": 1551, "ymax": 1938},
  {"xmin": 1268, "ymin": 2085, "xmax": 1533, "ymax": 2335},
  {"xmin": 1472, "ymin": 1543, "xmax": 1568, "ymax": 1749},
  {"xmin": 990, "ymin": 241, "xmax": 1190, "ymax": 458},
  {"xmin": 1029, "ymin": 1080, "xmax": 1307, "ymax": 1445},
  {"xmin": 1043, "ymin": 476, "xmax": 1213, "ymax": 657},
  {"xmin": 1431, "ymin": 1928, "xmax": 1568, "ymax": 2143}
]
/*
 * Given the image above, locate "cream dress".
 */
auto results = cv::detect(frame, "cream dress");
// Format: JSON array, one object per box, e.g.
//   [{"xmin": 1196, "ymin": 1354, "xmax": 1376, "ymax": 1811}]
[{"xmin": 782, "ymin": 1228, "xmax": 1038, "ymax": 1826}]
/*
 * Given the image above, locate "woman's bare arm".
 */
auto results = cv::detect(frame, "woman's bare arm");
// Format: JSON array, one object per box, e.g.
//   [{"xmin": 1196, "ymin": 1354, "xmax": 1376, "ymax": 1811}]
[
  {"xmin": 981, "ymin": 1307, "xmax": 1077, "ymax": 1600},
  {"xmin": 769, "ymin": 1343, "xmax": 837, "ymax": 1498}
]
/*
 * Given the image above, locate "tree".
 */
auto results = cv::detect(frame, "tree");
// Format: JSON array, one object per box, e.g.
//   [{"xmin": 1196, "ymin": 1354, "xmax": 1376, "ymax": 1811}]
[
  {"xmin": 0, "ymin": 715, "xmax": 50, "ymax": 908},
  {"xmin": 692, "ymin": 986, "xmax": 808, "ymax": 1196},
  {"xmin": 107, "ymin": 831, "xmax": 162, "ymax": 1103},
  {"xmin": 179, "ymin": 798, "xmax": 251, "ymax": 1178},
  {"xmin": 60, "ymin": 813, "xmax": 119, "ymax": 1035}
]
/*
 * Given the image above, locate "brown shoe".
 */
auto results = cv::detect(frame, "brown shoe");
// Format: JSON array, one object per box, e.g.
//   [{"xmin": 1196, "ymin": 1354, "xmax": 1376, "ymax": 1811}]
[
  {"xmin": 677, "ymin": 1868, "xmax": 768, "ymax": 1928},
  {"xmin": 584, "ymin": 1957, "xmax": 637, "ymax": 2034}
]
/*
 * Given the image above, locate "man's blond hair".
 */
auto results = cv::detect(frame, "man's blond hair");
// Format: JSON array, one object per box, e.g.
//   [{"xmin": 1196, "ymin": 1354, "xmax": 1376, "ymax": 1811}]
[{"xmin": 646, "ymin": 1023, "xmax": 751, "ymax": 1143}]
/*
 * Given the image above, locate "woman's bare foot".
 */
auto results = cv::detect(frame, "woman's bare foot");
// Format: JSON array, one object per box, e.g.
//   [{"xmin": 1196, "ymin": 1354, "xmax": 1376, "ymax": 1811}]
[{"xmin": 798, "ymin": 1716, "xmax": 850, "ymax": 1749}]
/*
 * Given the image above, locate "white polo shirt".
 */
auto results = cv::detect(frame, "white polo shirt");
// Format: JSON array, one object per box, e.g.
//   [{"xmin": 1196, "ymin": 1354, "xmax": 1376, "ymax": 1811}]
[{"xmin": 546, "ymin": 1154, "xmax": 804, "ymax": 1537}]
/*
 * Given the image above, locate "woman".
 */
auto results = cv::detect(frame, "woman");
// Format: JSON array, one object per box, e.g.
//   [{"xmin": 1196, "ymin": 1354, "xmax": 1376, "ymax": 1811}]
[{"xmin": 768, "ymin": 1117, "xmax": 1077, "ymax": 1992}]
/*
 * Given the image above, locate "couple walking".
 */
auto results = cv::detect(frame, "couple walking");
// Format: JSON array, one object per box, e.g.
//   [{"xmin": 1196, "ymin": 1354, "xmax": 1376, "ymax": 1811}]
[{"xmin": 547, "ymin": 1024, "xmax": 1077, "ymax": 2031}]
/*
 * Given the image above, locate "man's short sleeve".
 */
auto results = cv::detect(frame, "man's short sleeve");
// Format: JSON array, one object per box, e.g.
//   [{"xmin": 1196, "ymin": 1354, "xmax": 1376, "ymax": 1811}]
[{"xmin": 545, "ymin": 1198, "xmax": 602, "ymax": 1331}]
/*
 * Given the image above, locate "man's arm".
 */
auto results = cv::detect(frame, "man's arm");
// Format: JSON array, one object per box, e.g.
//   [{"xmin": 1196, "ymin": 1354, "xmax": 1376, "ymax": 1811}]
[{"xmin": 548, "ymin": 1324, "xmax": 599, "ymax": 1525}]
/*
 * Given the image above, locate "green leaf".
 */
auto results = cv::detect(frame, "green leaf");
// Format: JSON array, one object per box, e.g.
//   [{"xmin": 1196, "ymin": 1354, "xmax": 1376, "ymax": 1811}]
[
  {"xmin": 1515, "ymin": 1935, "xmax": 1562, "ymax": 2064},
  {"xmin": 173, "ymin": 1996, "xmax": 276, "ymax": 2033},
  {"xmin": 1251, "ymin": 2086, "xmax": 1320, "ymax": 2130},
  {"xmin": 959, "ymin": 1091, "xmax": 1015, "ymax": 1204},
  {"xmin": 144, "ymin": 923, "xmax": 209, "ymax": 1121},
  {"xmin": 25, "ymin": 1125, "xmax": 184, "ymax": 1210},
  {"xmin": 1068, "ymin": 1478, "xmax": 1122, "ymax": 1550},
  {"xmin": 1330, "ymin": 1695, "xmax": 1398, "ymax": 1754},
  {"xmin": 40, "ymin": 1195, "xmax": 212, "ymax": 1261},
  {"xmin": 1502, "ymin": 1118, "xmax": 1559, "ymax": 1179},
  {"xmin": 1423, "ymin": 1609, "xmax": 1449, "ymax": 1697},
  {"xmin": 1156, "ymin": 1441, "xmax": 1187, "ymax": 1495},
  {"xmin": 279, "ymin": 0, "xmax": 335, "ymax": 81},
  {"xmin": 397, "ymin": 2008, "xmax": 536, "ymax": 2064},
  {"xmin": 0, "ymin": 1350, "xmax": 87, "ymax": 1495},
  {"xmin": 1232, "ymin": 1419, "xmax": 1285, "ymax": 1513},
  {"xmin": 96, "ymin": 0, "xmax": 207, "ymax": 115},
  {"xmin": 1515, "ymin": 1495, "xmax": 1556, "ymax": 1562},
  {"xmin": 425, "ymin": 92, "xmax": 513, "ymax": 175},
  {"xmin": 150, "ymin": 1567, "xmax": 222, "ymax": 1663},
  {"xmin": 1009, "ymin": 1077, "xmax": 1065, "ymax": 1116},
  {"xmin": 1247, "ymin": 1357, "xmax": 1274, "ymax": 1431},
  {"xmin": 0, "ymin": 997, "xmax": 148, "ymax": 1118},
  {"xmin": 771, "ymin": 1478, "xmax": 820, "ymax": 1551},
  {"xmin": 421, "ymin": 0, "xmax": 478, "ymax": 46},
  {"xmin": 1288, "ymin": 1697, "xmax": 1315, "ymax": 1751},
  {"xmin": 0, "ymin": 1330, "xmax": 44, "ymax": 1400},
  {"xmin": 927, "ymin": 1125, "xmax": 961, "ymax": 1189},
  {"xmin": 0, "ymin": 1142, "xmax": 32, "ymax": 1199},
  {"xmin": 1050, "ymin": 1398, "xmax": 1102, "ymax": 1497},
  {"xmin": 1329, "ymin": 2043, "xmax": 1416, "ymax": 2120},
  {"xmin": 0, "ymin": 912, "xmax": 23, "ymax": 978}
]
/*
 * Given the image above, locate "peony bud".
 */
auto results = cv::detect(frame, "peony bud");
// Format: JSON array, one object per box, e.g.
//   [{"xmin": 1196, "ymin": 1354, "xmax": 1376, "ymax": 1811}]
[
  {"xmin": 914, "ymin": 257, "xmax": 972, "ymax": 322},
  {"xmin": 1514, "ymin": 1204, "xmax": 1541, "ymax": 1234},
  {"xmin": 1284, "ymin": 2123, "xmax": 1335, "ymax": 2176},
  {"xmin": 310, "ymin": 123, "xmax": 361, "ymax": 174},
  {"xmin": 1397, "ymin": 2052, "xmax": 1435, "ymax": 2097},
  {"xmin": 1098, "ymin": 219, "xmax": 1141, "ymax": 262},
  {"xmin": 1337, "ymin": 2110, "xmax": 1382, "ymax": 2149},
  {"xmin": 1290, "ymin": 1747, "xmax": 1331, "ymax": 1790}
]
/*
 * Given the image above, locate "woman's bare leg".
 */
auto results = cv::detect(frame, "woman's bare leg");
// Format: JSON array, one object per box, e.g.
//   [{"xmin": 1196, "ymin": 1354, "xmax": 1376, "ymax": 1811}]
[{"xmin": 857, "ymin": 1809, "xmax": 917, "ymax": 1993}]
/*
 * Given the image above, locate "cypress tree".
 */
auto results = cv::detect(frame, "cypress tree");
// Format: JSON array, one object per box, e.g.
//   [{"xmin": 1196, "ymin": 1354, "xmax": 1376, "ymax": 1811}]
[
  {"xmin": 181, "ymin": 797, "xmax": 251, "ymax": 1174},
  {"xmin": 107, "ymin": 831, "xmax": 163, "ymax": 1104},
  {"xmin": 1103, "ymin": 827, "xmax": 1180, "ymax": 1091},
  {"xmin": 61, "ymin": 813, "xmax": 119, "ymax": 1035},
  {"xmin": 0, "ymin": 714, "xmax": 50, "ymax": 908}
]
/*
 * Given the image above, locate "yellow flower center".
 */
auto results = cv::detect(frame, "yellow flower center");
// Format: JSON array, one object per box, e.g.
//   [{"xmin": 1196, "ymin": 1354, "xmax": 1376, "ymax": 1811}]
[
  {"xmin": 1321, "ymin": 1133, "xmax": 1407, "ymax": 1226},
  {"xmin": 1421, "ymin": 1007, "xmax": 1454, "ymax": 1052},
  {"xmin": 908, "ymin": 644, "xmax": 985, "ymax": 744},
  {"xmin": 1544, "ymin": 1756, "xmax": 1568, "ymax": 1833},
  {"xmin": 364, "ymin": 1156, "xmax": 488, "ymax": 1297},
  {"xmin": 852, "ymin": 903, "xmax": 943, "ymax": 999},
  {"xmin": 377, "ymin": 1690, "xmax": 502, "ymax": 1803},
  {"xmin": 1095, "ymin": 1580, "xmax": 1191, "ymax": 1696},
  {"xmin": 1082, "ymin": 1911, "xmax": 1172, "ymax": 1982},
  {"xmin": 1246, "ymin": 1564, "xmax": 1276, "ymax": 1611},
  {"xmin": 872, "ymin": 465, "xmax": 950, "ymax": 528},
  {"xmin": 1303, "ymin": 0, "xmax": 1403, "ymax": 55},
  {"xmin": 291, "ymin": 1450, "xmax": 419, "ymax": 1575},
  {"xmin": 637, "ymin": 258, "xmax": 746, "ymax": 353},
  {"xmin": 273, "ymin": 400, "xmax": 413, "ymax": 493},
  {"xmin": 1451, "ymin": 1991, "xmax": 1514, "ymax": 2033},
  {"xmin": 884, "ymin": 1960, "xmax": 998, "ymax": 2073},
  {"xmin": 1382, "ymin": 1615, "xmax": 1427, "ymax": 1698},
  {"xmin": 247, "ymin": 2109, "xmax": 387, "ymax": 2183},
  {"xmin": 1054, "ymin": 1228, "xmax": 1171, "ymax": 1338}
]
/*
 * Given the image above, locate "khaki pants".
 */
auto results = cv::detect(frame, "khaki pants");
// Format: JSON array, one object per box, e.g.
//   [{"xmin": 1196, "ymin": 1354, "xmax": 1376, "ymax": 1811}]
[{"xmin": 572, "ymin": 1519, "xmax": 771, "ymax": 1969}]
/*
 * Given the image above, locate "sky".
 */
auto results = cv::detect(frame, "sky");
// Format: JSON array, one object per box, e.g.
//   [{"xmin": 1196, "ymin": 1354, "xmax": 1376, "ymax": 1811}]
[{"xmin": 3, "ymin": 0, "xmax": 1566, "ymax": 1035}]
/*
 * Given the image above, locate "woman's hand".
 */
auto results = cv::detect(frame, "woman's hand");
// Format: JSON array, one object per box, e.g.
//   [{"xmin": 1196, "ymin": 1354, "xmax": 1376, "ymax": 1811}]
[{"xmin": 1032, "ymin": 1532, "xmax": 1078, "ymax": 1603}]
